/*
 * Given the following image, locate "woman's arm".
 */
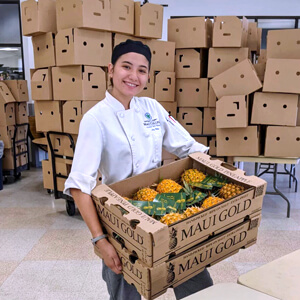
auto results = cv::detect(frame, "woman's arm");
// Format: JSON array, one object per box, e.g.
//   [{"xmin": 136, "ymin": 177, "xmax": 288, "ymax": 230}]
[{"xmin": 70, "ymin": 188, "xmax": 122, "ymax": 274}]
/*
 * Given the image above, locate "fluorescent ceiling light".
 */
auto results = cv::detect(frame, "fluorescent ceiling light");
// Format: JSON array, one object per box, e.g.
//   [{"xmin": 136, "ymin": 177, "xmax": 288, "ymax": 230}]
[{"xmin": 0, "ymin": 48, "xmax": 19, "ymax": 51}]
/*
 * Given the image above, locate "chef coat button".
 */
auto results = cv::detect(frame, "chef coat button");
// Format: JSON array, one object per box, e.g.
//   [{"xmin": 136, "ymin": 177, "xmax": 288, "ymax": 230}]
[
  {"xmin": 136, "ymin": 163, "xmax": 139, "ymax": 168},
  {"xmin": 135, "ymin": 108, "xmax": 140, "ymax": 113},
  {"xmin": 131, "ymin": 136, "xmax": 135, "ymax": 141},
  {"xmin": 120, "ymin": 113, "xmax": 124, "ymax": 118}
]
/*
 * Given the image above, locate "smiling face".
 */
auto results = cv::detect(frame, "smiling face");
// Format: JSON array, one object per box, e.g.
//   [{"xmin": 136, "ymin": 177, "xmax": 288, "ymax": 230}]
[{"xmin": 108, "ymin": 52, "xmax": 150, "ymax": 104}]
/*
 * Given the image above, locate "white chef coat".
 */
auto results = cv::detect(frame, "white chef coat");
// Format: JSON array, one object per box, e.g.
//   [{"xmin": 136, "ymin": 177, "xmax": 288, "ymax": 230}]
[{"xmin": 64, "ymin": 91, "xmax": 209, "ymax": 196}]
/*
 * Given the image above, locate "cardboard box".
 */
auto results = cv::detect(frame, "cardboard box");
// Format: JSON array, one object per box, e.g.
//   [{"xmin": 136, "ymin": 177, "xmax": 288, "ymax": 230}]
[
  {"xmin": 15, "ymin": 124, "xmax": 28, "ymax": 142},
  {"xmin": 34, "ymin": 100, "xmax": 63, "ymax": 132},
  {"xmin": 193, "ymin": 136, "xmax": 208, "ymax": 146},
  {"xmin": 113, "ymin": 33, "xmax": 146, "ymax": 47},
  {"xmin": 208, "ymin": 136, "xmax": 217, "ymax": 156},
  {"xmin": 203, "ymin": 107, "xmax": 216, "ymax": 135},
  {"xmin": 253, "ymin": 62, "xmax": 265, "ymax": 83},
  {"xmin": 63, "ymin": 100, "xmax": 99, "ymax": 134},
  {"xmin": 3, "ymin": 80, "xmax": 29, "ymax": 102},
  {"xmin": 168, "ymin": 17, "xmax": 212, "ymax": 49},
  {"xmin": 208, "ymin": 81, "xmax": 217, "ymax": 107},
  {"xmin": 42, "ymin": 159, "xmax": 71, "ymax": 191},
  {"xmin": 154, "ymin": 72, "xmax": 175, "ymax": 102},
  {"xmin": 16, "ymin": 143, "xmax": 28, "ymax": 167},
  {"xmin": 55, "ymin": 28, "xmax": 112, "ymax": 67},
  {"xmin": 177, "ymin": 107, "xmax": 203, "ymax": 134},
  {"xmin": 92, "ymin": 152, "xmax": 266, "ymax": 268},
  {"xmin": 175, "ymin": 49, "xmax": 208, "ymax": 79},
  {"xmin": 258, "ymin": 49, "xmax": 267, "ymax": 64},
  {"xmin": 0, "ymin": 83, "xmax": 16, "ymax": 127},
  {"xmin": 263, "ymin": 59, "xmax": 300, "ymax": 94},
  {"xmin": 213, "ymin": 16, "xmax": 248, "ymax": 48},
  {"xmin": 32, "ymin": 32, "xmax": 56, "ymax": 69},
  {"xmin": 134, "ymin": 2, "xmax": 163, "ymax": 39},
  {"xmin": 216, "ymin": 126, "xmax": 260, "ymax": 156},
  {"xmin": 176, "ymin": 78, "xmax": 208, "ymax": 107},
  {"xmin": 264, "ymin": 126, "xmax": 300, "ymax": 157},
  {"xmin": 31, "ymin": 68, "xmax": 53, "ymax": 100},
  {"xmin": 56, "ymin": 0, "xmax": 111, "ymax": 31},
  {"xmin": 207, "ymin": 48, "xmax": 249, "ymax": 78},
  {"xmin": 251, "ymin": 92, "xmax": 298, "ymax": 126},
  {"xmin": 95, "ymin": 213, "xmax": 261, "ymax": 299},
  {"xmin": 247, "ymin": 22, "xmax": 259, "ymax": 52},
  {"xmin": 21, "ymin": 0, "xmax": 56, "ymax": 36},
  {"xmin": 0, "ymin": 126, "xmax": 14, "ymax": 149},
  {"xmin": 267, "ymin": 29, "xmax": 300, "ymax": 59},
  {"xmin": 137, "ymin": 72, "xmax": 154, "ymax": 98},
  {"xmin": 158, "ymin": 101, "xmax": 177, "ymax": 118},
  {"xmin": 216, "ymin": 95, "xmax": 248, "ymax": 129},
  {"xmin": 161, "ymin": 148, "xmax": 178, "ymax": 161},
  {"xmin": 2, "ymin": 148, "xmax": 19, "ymax": 170},
  {"xmin": 257, "ymin": 28, "xmax": 262, "ymax": 56},
  {"xmin": 52, "ymin": 66, "xmax": 106, "ymax": 100},
  {"xmin": 210, "ymin": 59, "xmax": 262, "ymax": 99},
  {"xmin": 147, "ymin": 40, "xmax": 175, "ymax": 72},
  {"xmin": 15, "ymin": 102, "xmax": 29, "ymax": 125}
]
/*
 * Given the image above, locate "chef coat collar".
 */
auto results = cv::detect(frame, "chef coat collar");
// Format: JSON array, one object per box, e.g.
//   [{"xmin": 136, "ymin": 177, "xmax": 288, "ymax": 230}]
[{"xmin": 105, "ymin": 90, "xmax": 136, "ymax": 112}]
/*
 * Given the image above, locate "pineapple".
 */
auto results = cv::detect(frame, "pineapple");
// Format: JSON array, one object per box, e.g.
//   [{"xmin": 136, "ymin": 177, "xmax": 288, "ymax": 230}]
[
  {"xmin": 183, "ymin": 206, "xmax": 204, "ymax": 218},
  {"xmin": 156, "ymin": 179, "xmax": 183, "ymax": 194},
  {"xmin": 181, "ymin": 169, "xmax": 206, "ymax": 184},
  {"xmin": 123, "ymin": 197, "xmax": 131, "ymax": 200},
  {"xmin": 219, "ymin": 183, "xmax": 245, "ymax": 200},
  {"xmin": 133, "ymin": 188, "xmax": 158, "ymax": 201},
  {"xmin": 201, "ymin": 196, "xmax": 225, "ymax": 209},
  {"xmin": 160, "ymin": 212, "xmax": 185, "ymax": 226}
]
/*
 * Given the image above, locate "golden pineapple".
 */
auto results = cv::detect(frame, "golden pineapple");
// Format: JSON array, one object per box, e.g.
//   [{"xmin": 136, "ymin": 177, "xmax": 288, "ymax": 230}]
[
  {"xmin": 201, "ymin": 196, "xmax": 225, "ymax": 209},
  {"xmin": 123, "ymin": 197, "xmax": 131, "ymax": 200},
  {"xmin": 219, "ymin": 183, "xmax": 245, "ymax": 200},
  {"xmin": 183, "ymin": 206, "xmax": 204, "ymax": 218},
  {"xmin": 156, "ymin": 179, "xmax": 183, "ymax": 194},
  {"xmin": 133, "ymin": 188, "xmax": 158, "ymax": 201},
  {"xmin": 160, "ymin": 213, "xmax": 185, "ymax": 226},
  {"xmin": 181, "ymin": 169, "xmax": 206, "ymax": 184}
]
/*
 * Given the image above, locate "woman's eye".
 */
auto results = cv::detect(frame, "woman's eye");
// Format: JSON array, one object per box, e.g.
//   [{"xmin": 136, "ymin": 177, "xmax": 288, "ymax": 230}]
[
  {"xmin": 123, "ymin": 65, "xmax": 130, "ymax": 69},
  {"xmin": 139, "ymin": 69, "xmax": 146, "ymax": 74}
]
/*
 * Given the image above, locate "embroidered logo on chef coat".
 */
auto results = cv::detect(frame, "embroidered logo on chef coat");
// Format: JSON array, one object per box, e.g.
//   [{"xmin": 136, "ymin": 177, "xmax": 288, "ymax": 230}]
[
  {"xmin": 166, "ymin": 115, "xmax": 177, "ymax": 126},
  {"xmin": 143, "ymin": 113, "xmax": 161, "ymax": 131}
]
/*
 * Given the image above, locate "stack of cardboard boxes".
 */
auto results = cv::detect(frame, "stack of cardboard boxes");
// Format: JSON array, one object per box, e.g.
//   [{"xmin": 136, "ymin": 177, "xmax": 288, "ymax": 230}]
[
  {"xmin": 168, "ymin": 17, "xmax": 212, "ymax": 153},
  {"xmin": 254, "ymin": 29, "xmax": 300, "ymax": 157},
  {"xmin": 0, "ymin": 81, "xmax": 29, "ymax": 171}
]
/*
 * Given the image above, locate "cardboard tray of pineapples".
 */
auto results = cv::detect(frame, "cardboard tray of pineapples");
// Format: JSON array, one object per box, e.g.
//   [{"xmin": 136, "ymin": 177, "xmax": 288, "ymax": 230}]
[
  {"xmin": 94, "ymin": 211, "xmax": 262, "ymax": 300},
  {"xmin": 92, "ymin": 152, "xmax": 267, "ymax": 268}
]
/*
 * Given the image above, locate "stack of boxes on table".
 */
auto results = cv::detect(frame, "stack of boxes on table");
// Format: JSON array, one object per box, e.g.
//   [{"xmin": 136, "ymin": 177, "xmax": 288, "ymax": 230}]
[
  {"xmin": 21, "ymin": 0, "xmax": 177, "ymax": 191},
  {"xmin": 0, "ymin": 80, "xmax": 29, "ymax": 171}
]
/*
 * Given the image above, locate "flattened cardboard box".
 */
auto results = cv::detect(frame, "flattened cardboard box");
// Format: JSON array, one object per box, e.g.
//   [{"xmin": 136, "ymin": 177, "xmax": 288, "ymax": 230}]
[
  {"xmin": 168, "ymin": 17, "xmax": 212, "ymax": 49},
  {"xmin": 56, "ymin": 0, "xmax": 111, "ymax": 31},
  {"xmin": 32, "ymin": 32, "xmax": 56, "ymax": 69},
  {"xmin": 258, "ymin": 49, "xmax": 267, "ymax": 64},
  {"xmin": 0, "ymin": 126, "xmax": 14, "ymax": 149},
  {"xmin": 177, "ymin": 107, "xmax": 203, "ymax": 135},
  {"xmin": 31, "ymin": 68, "xmax": 53, "ymax": 100},
  {"xmin": 92, "ymin": 152, "xmax": 266, "ymax": 267},
  {"xmin": 147, "ymin": 40, "xmax": 175, "ymax": 72},
  {"xmin": 203, "ymin": 107, "xmax": 216, "ymax": 135},
  {"xmin": 158, "ymin": 101, "xmax": 177, "ymax": 118},
  {"xmin": 21, "ymin": 0, "xmax": 57, "ymax": 36},
  {"xmin": 216, "ymin": 95, "xmax": 248, "ymax": 129},
  {"xmin": 175, "ymin": 49, "xmax": 207, "ymax": 79},
  {"xmin": 264, "ymin": 126, "xmax": 300, "ymax": 157},
  {"xmin": 253, "ymin": 62, "xmax": 265, "ymax": 83},
  {"xmin": 210, "ymin": 59, "xmax": 262, "ymax": 99},
  {"xmin": 176, "ymin": 79, "xmax": 208, "ymax": 107},
  {"xmin": 267, "ymin": 29, "xmax": 300, "ymax": 59},
  {"xmin": 213, "ymin": 16, "xmax": 248, "ymax": 48},
  {"xmin": 263, "ymin": 59, "xmax": 300, "ymax": 94},
  {"xmin": 208, "ymin": 81, "xmax": 217, "ymax": 107},
  {"xmin": 4, "ymin": 80, "xmax": 29, "ymax": 102},
  {"xmin": 55, "ymin": 28, "xmax": 112, "ymax": 67},
  {"xmin": 154, "ymin": 72, "xmax": 175, "ymax": 102},
  {"xmin": 247, "ymin": 22, "xmax": 259, "ymax": 52},
  {"xmin": 216, "ymin": 126, "xmax": 260, "ymax": 156},
  {"xmin": 207, "ymin": 48, "xmax": 249, "ymax": 78},
  {"xmin": 134, "ymin": 2, "xmax": 163, "ymax": 39},
  {"xmin": 94, "ymin": 213, "xmax": 261, "ymax": 299},
  {"xmin": 52, "ymin": 66, "xmax": 106, "ymax": 100},
  {"xmin": 251, "ymin": 92, "xmax": 298, "ymax": 126},
  {"xmin": 34, "ymin": 100, "xmax": 63, "ymax": 132}
]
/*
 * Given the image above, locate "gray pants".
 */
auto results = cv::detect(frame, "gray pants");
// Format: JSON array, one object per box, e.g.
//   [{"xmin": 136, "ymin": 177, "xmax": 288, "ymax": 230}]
[{"xmin": 102, "ymin": 262, "xmax": 213, "ymax": 300}]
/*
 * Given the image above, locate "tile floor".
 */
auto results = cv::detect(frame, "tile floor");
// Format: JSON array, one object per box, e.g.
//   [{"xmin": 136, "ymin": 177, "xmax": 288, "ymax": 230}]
[{"xmin": 0, "ymin": 163, "xmax": 299, "ymax": 300}]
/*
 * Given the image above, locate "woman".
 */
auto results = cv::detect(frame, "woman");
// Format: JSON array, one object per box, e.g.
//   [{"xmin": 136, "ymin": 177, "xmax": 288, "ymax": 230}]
[{"xmin": 64, "ymin": 39, "xmax": 213, "ymax": 300}]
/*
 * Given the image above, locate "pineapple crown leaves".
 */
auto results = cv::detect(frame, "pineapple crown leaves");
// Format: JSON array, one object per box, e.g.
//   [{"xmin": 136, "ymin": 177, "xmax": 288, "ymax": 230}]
[{"xmin": 182, "ymin": 180, "xmax": 193, "ymax": 196}]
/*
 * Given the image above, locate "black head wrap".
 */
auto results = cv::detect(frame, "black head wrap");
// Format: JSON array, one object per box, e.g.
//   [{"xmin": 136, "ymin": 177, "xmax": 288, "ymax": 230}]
[{"xmin": 111, "ymin": 39, "xmax": 151, "ymax": 68}]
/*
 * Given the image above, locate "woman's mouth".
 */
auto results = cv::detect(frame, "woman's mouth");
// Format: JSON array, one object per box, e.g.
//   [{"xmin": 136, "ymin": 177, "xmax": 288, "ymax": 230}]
[{"xmin": 124, "ymin": 81, "xmax": 138, "ymax": 88}]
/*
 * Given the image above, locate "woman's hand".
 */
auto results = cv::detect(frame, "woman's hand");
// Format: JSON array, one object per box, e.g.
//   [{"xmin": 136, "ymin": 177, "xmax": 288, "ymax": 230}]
[{"xmin": 96, "ymin": 238, "xmax": 123, "ymax": 274}]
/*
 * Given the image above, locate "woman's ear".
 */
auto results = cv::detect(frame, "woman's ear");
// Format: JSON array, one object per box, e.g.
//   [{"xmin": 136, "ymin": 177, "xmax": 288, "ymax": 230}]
[{"xmin": 108, "ymin": 63, "xmax": 114, "ymax": 78}]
